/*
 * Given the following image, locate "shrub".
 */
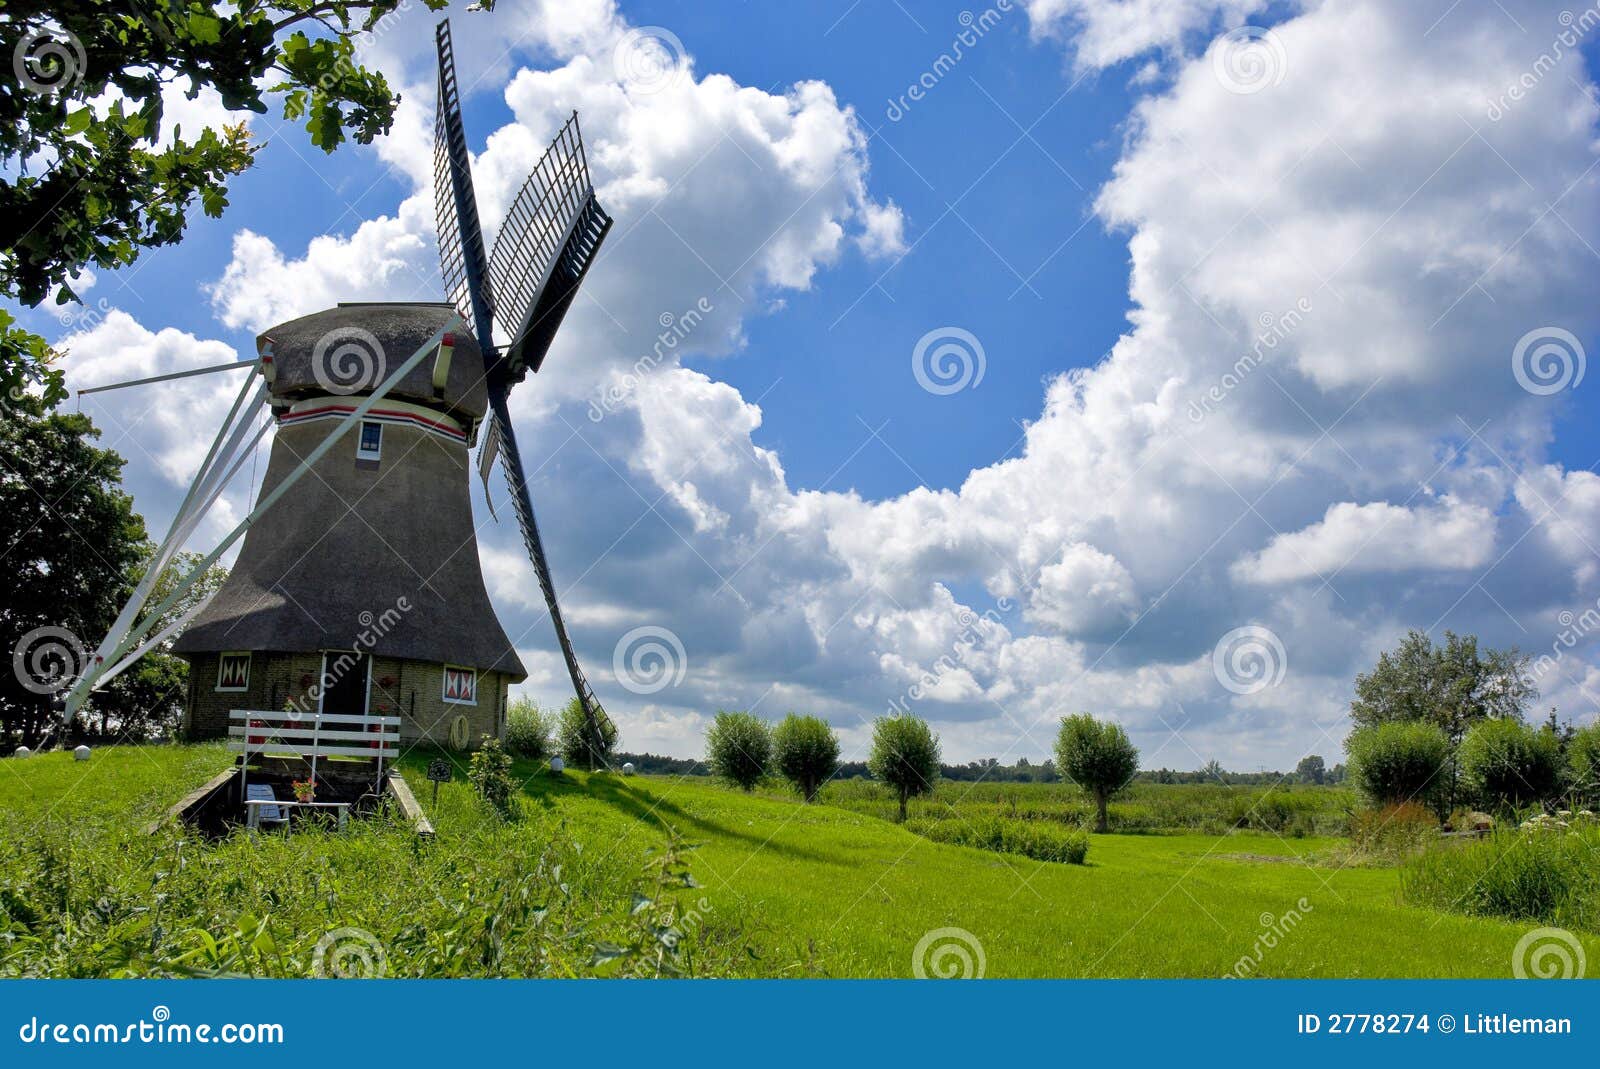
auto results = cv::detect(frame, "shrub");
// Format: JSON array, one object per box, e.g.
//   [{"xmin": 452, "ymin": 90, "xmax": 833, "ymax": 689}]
[
  {"xmin": 504, "ymin": 697, "xmax": 554, "ymax": 761},
  {"xmin": 1054, "ymin": 713, "xmax": 1139, "ymax": 833},
  {"xmin": 468, "ymin": 736, "xmax": 517, "ymax": 819},
  {"xmin": 1567, "ymin": 723, "xmax": 1600, "ymax": 807},
  {"xmin": 1402, "ymin": 823, "xmax": 1600, "ymax": 929},
  {"xmin": 868, "ymin": 714, "xmax": 941, "ymax": 822},
  {"xmin": 1346, "ymin": 721, "xmax": 1451, "ymax": 810},
  {"xmin": 771, "ymin": 714, "xmax": 840, "ymax": 802},
  {"xmin": 1458, "ymin": 718, "xmax": 1562, "ymax": 813},
  {"xmin": 705, "ymin": 711, "xmax": 772, "ymax": 791},
  {"xmin": 557, "ymin": 697, "xmax": 618, "ymax": 770}
]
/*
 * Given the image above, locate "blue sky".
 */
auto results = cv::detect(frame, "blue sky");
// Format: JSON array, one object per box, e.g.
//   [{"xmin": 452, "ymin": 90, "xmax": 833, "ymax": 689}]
[{"xmin": 27, "ymin": 0, "xmax": 1600, "ymax": 767}]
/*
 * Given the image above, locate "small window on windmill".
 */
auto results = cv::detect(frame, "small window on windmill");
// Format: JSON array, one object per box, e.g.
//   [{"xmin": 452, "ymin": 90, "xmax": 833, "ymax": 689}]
[
  {"xmin": 216, "ymin": 652, "xmax": 251, "ymax": 692},
  {"xmin": 442, "ymin": 665, "xmax": 477, "ymax": 706},
  {"xmin": 357, "ymin": 421, "xmax": 383, "ymax": 461}
]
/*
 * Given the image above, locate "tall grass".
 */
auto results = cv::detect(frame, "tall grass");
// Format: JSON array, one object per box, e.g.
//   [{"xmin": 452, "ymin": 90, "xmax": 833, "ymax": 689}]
[
  {"xmin": 819, "ymin": 779, "xmax": 1352, "ymax": 837},
  {"xmin": 1401, "ymin": 825, "xmax": 1600, "ymax": 931},
  {"xmin": 907, "ymin": 815, "xmax": 1090, "ymax": 864}
]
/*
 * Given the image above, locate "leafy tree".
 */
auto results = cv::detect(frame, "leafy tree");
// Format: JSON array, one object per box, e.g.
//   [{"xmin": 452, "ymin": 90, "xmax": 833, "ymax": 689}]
[
  {"xmin": 1, "ymin": 403, "xmax": 146, "ymax": 745},
  {"xmin": 1054, "ymin": 713, "xmax": 1139, "ymax": 833},
  {"xmin": 705, "ymin": 711, "xmax": 771, "ymax": 791},
  {"xmin": 1569, "ymin": 723, "xmax": 1600, "ymax": 807},
  {"xmin": 467, "ymin": 735, "xmax": 516, "ymax": 819},
  {"xmin": 1349, "ymin": 630, "xmax": 1533, "ymax": 744},
  {"xmin": 1296, "ymin": 754, "xmax": 1326, "ymax": 785},
  {"xmin": 771, "ymin": 713, "xmax": 840, "ymax": 802},
  {"xmin": 1458, "ymin": 717, "xmax": 1563, "ymax": 813},
  {"xmin": 557, "ymin": 696, "xmax": 618, "ymax": 770},
  {"xmin": 504, "ymin": 696, "xmax": 555, "ymax": 761},
  {"xmin": 0, "ymin": 0, "xmax": 480, "ymax": 405},
  {"xmin": 868, "ymin": 714, "xmax": 940, "ymax": 822},
  {"xmin": 1345, "ymin": 721, "xmax": 1451, "ymax": 811}
]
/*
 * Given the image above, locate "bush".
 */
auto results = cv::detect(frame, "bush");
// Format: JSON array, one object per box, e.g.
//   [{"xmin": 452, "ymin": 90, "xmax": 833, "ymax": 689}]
[
  {"xmin": 1054, "ymin": 713, "xmax": 1139, "ymax": 833},
  {"xmin": 468, "ymin": 736, "xmax": 517, "ymax": 819},
  {"xmin": 1346, "ymin": 721, "xmax": 1451, "ymax": 810},
  {"xmin": 705, "ymin": 711, "xmax": 771, "ymax": 791},
  {"xmin": 1567, "ymin": 723, "xmax": 1600, "ymax": 807},
  {"xmin": 1458, "ymin": 718, "xmax": 1562, "ymax": 813},
  {"xmin": 771, "ymin": 714, "xmax": 840, "ymax": 802},
  {"xmin": 557, "ymin": 697, "xmax": 618, "ymax": 770},
  {"xmin": 1402, "ymin": 823, "xmax": 1600, "ymax": 929},
  {"xmin": 868, "ymin": 715, "xmax": 941, "ymax": 822},
  {"xmin": 908, "ymin": 815, "xmax": 1090, "ymax": 864},
  {"xmin": 504, "ymin": 698, "xmax": 554, "ymax": 761}
]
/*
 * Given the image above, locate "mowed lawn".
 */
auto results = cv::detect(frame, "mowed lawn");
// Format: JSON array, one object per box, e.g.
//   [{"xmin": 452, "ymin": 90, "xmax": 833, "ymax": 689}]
[{"xmin": 3, "ymin": 744, "xmax": 1591, "ymax": 978}]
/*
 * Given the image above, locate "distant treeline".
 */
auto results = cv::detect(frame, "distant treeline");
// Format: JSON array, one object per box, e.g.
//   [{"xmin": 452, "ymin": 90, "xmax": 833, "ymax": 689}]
[{"xmin": 616, "ymin": 752, "xmax": 1346, "ymax": 786}]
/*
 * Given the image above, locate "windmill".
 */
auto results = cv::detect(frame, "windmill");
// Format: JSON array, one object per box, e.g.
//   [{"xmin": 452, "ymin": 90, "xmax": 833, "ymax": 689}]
[
  {"xmin": 45, "ymin": 18, "xmax": 617, "ymax": 773},
  {"xmin": 432, "ymin": 18, "xmax": 617, "ymax": 767}
]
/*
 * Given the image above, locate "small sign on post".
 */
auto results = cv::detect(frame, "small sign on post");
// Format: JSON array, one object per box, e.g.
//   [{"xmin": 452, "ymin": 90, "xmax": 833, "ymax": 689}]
[{"xmin": 426, "ymin": 758, "xmax": 452, "ymax": 807}]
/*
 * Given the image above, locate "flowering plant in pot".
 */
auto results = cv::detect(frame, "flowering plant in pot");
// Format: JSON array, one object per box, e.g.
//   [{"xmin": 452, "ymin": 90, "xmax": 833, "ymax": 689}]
[{"xmin": 291, "ymin": 778, "xmax": 317, "ymax": 803}]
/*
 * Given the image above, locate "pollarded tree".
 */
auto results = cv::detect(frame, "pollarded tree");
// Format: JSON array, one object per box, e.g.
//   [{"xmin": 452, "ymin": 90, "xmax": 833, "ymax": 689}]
[
  {"xmin": 1054, "ymin": 714, "xmax": 1139, "ymax": 833},
  {"xmin": 706, "ymin": 711, "xmax": 771, "ymax": 791},
  {"xmin": 1345, "ymin": 721, "xmax": 1451, "ymax": 811},
  {"xmin": 869, "ymin": 714, "xmax": 940, "ymax": 822},
  {"xmin": 1458, "ymin": 717, "xmax": 1562, "ymax": 813},
  {"xmin": 771, "ymin": 713, "xmax": 840, "ymax": 802}
]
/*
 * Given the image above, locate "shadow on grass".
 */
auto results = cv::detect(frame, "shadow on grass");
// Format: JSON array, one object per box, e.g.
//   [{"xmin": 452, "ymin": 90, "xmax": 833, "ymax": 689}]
[{"xmin": 399, "ymin": 747, "xmax": 839, "ymax": 864}]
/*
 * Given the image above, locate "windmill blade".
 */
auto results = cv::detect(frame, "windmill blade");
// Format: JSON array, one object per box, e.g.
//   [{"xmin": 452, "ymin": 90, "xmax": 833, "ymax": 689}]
[
  {"xmin": 433, "ymin": 18, "xmax": 495, "ymax": 347},
  {"xmin": 487, "ymin": 113, "xmax": 614, "ymax": 379},
  {"xmin": 476, "ymin": 411, "xmax": 501, "ymax": 520},
  {"xmin": 488, "ymin": 383, "xmax": 615, "ymax": 766}
]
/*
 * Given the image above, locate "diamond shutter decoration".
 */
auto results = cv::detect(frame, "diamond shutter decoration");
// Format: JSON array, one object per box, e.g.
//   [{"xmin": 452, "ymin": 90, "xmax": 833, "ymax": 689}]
[{"xmin": 443, "ymin": 666, "xmax": 476, "ymax": 705}]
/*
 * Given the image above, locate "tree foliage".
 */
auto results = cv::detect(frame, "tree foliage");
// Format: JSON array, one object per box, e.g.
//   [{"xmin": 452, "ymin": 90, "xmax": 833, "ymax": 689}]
[
  {"xmin": 771, "ymin": 713, "xmax": 840, "ymax": 802},
  {"xmin": 1053, "ymin": 713, "xmax": 1139, "ymax": 833},
  {"xmin": 1349, "ymin": 630, "xmax": 1534, "ymax": 745},
  {"xmin": 1, "ymin": 403, "xmax": 146, "ymax": 744},
  {"xmin": 504, "ymin": 696, "xmax": 554, "ymax": 761},
  {"xmin": 1457, "ymin": 717, "xmax": 1563, "ymax": 813},
  {"xmin": 1570, "ymin": 723, "xmax": 1600, "ymax": 808},
  {"xmin": 557, "ymin": 696, "xmax": 618, "ymax": 771},
  {"xmin": 0, "ymin": 0, "xmax": 474, "ymax": 405},
  {"xmin": 868, "ymin": 714, "xmax": 940, "ymax": 821},
  {"xmin": 1296, "ymin": 754, "xmax": 1326, "ymax": 785},
  {"xmin": 1346, "ymin": 721, "xmax": 1452, "ymax": 811},
  {"xmin": 705, "ymin": 710, "xmax": 771, "ymax": 791}
]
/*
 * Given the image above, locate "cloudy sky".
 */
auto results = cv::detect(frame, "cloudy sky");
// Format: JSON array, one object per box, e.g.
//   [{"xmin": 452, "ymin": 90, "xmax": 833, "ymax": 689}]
[{"xmin": 26, "ymin": 0, "xmax": 1600, "ymax": 769}]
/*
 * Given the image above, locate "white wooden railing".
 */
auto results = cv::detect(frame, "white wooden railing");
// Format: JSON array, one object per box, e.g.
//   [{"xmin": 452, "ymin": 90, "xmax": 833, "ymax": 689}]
[{"xmin": 229, "ymin": 709, "xmax": 401, "ymax": 807}]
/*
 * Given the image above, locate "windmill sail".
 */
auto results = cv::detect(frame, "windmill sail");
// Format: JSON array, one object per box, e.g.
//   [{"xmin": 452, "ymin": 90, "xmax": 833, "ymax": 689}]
[
  {"xmin": 487, "ymin": 114, "xmax": 613, "ymax": 378},
  {"xmin": 433, "ymin": 18, "xmax": 617, "ymax": 766}
]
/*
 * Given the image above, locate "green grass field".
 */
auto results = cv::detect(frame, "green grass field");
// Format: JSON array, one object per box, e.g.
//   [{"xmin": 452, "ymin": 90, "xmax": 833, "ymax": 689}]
[{"xmin": 1, "ymin": 744, "xmax": 1593, "ymax": 978}]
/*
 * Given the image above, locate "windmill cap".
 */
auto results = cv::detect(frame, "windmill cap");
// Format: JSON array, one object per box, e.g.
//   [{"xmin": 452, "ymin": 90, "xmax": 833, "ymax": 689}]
[{"xmin": 255, "ymin": 303, "xmax": 489, "ymax": 423}]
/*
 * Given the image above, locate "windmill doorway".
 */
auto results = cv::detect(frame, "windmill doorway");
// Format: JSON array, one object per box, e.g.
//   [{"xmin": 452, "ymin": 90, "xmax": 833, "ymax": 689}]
[{"xmin": 320, "ymin": 651, "xmax": 372, "ymax": 715}]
